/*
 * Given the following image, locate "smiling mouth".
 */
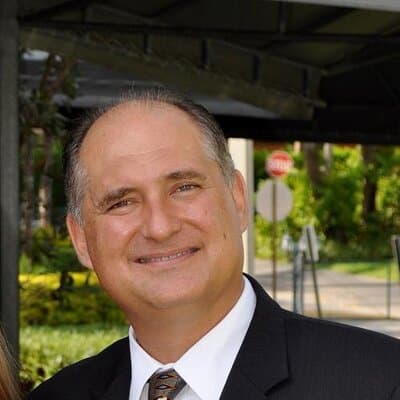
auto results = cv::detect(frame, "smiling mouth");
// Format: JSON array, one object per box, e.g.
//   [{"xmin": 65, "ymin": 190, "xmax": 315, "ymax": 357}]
[{"xmin": 135, "ymin": 247, "xmax": 199, "ymax": 265}]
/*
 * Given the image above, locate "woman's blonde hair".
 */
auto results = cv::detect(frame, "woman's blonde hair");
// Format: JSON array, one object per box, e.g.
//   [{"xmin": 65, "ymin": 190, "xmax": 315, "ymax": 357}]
[{"xmin": 0, "ymin": 329, "xmax": 20, "ymax": 400}]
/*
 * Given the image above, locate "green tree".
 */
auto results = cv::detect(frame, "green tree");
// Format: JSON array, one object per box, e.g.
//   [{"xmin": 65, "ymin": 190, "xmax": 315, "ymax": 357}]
[{"xmin": 19, "ymin": 52, "xmax": 76, "ymax": 258}]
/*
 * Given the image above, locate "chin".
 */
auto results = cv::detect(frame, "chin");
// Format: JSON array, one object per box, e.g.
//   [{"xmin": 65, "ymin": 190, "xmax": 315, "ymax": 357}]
[{"xmin": 146, "ymin": 279, "xmax": 209, "ymax": 310}]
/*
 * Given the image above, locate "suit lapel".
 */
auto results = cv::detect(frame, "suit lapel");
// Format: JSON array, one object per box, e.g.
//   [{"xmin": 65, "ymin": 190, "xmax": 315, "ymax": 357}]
[
  {"xmin": 98, "ymin": 365, "xmax": 131, "ymax": 400},
  {"xmin": 220, "ymin": 275, "xmax": 289, "ymax": 399},
  {"xmin": 88, "ymin": 338, "xmax": 131, "ymax": 400}
]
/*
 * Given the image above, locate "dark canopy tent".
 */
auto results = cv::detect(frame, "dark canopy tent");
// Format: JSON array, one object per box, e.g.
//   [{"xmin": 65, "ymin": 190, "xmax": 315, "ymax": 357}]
[
  {"xmin": 17, "ymin": 0, "xmax": 400, "ymax": 143},
  {"xmin": 2, "ymin": 0, "xmax": 400, "ymax": 353}
]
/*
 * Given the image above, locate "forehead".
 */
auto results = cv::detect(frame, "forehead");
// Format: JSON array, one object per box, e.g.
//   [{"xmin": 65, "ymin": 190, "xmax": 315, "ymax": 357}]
[
  {"xmin": 79, "ymin": 102, "xmax": 216, "ymax": 183},
  {"xmin": 81, "ymin": 101, "xmax": 206, "ymax": 163}
]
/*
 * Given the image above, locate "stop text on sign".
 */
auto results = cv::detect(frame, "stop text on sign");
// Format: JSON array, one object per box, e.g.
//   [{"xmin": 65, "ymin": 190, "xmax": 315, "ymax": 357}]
[{"xmin": 266, "ymin": 151, "xmax": 293, "ymax": 178}]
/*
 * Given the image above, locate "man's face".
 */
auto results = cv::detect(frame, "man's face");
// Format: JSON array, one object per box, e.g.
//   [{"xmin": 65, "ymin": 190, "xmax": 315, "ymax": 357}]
[{"xmin": 67, "ymin": 102, "xmax": 248, "ymax": 319}]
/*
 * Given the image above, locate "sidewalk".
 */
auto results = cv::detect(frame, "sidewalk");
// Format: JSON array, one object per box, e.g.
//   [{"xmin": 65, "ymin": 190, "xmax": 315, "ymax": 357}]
[{"xmin": 253, "ymin": 259, "xmax": 400, "ymax": 338}]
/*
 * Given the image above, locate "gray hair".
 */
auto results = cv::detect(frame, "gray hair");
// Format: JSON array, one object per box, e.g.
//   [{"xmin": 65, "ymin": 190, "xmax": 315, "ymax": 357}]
[{"xmin": 64, "ymin": 86, "xmax": 235, "ymax": 224}]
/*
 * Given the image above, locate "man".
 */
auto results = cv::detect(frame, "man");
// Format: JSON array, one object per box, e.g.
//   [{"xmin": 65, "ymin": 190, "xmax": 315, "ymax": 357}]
[{"xmin": 29, "ymin": 88, "xmax": 400, "ymax": 400}]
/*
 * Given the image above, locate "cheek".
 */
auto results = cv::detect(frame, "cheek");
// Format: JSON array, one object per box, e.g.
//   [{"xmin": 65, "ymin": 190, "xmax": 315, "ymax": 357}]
[
  {"xmin": 180, "ymin": 198, "xmax": 214, "ymax": 229},
  {"xmin": 85, "ymin": 216, "xmax": 138, "ymax": 256},
  {"xmin": 183, "ymin": 193, "xmax": 236, "ymax": 239}
]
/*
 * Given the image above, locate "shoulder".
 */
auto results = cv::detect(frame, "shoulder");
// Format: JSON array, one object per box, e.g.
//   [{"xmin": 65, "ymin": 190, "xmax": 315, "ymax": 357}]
[
  {"xmin": 248, "ymin": 275, "xmax": 400, "ymax": 395},
  {"xmin": 27, "ymin": 337, "xmax": 130, "ymax": 399},
  {"xmin": 250, "ymin": 273, "xmax": 400, "ymax": 362},
  {"xmin": 283, "ymin": 310, "xmax": 400, "ymax": 380},
  {"xmin": 285, "ymin": 310, "xmax": 400, "ymax": 354}
]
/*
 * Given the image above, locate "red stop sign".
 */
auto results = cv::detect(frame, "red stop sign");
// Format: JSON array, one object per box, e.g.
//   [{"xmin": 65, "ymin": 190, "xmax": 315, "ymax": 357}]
[{"xmin": 266, "ymin": 151, "xmax": 293, "ymax": 178}]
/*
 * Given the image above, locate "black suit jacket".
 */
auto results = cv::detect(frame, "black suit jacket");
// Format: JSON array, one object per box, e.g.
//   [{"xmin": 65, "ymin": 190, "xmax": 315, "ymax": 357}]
[{"xmin": 28, "ymin": 275, "xmax": 400, "ymax": 399}]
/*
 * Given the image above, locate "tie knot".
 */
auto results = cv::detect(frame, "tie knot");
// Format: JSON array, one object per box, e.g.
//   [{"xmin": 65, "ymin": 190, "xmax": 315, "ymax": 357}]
[{"xmin": 148, "ymin": 368, "xmax": 186, "ymax": 400}]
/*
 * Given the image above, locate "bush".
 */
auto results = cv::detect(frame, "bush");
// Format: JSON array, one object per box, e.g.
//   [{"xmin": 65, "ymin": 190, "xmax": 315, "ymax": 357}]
[
  {"xmin": 309, "ymin": 146, "xmax": 362, "ymax": 244},
  {"xmin": 21, "ymin": 226, "xmax": 80, "ymax": 276},
  {"xmin": 20, "ymin": 272, "xmax": 126, "ymax": 326},
  {"xmin": 20, "ymin": 324, "xmax": 127, "ymax": 391}
]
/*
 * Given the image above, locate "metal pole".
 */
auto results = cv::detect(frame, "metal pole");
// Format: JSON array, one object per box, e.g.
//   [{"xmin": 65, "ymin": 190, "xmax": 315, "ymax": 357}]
[
  {"xmin": 306, "ymin": 227, "xmax": 322, "ymax": 318},
  {"xmin": 386, "ymin": 259, "xmax": 391, "ymax": 319},
  {"xmin": 0, "ymin": 1, "xmax": 19, "ymax": 357},
  {"xmin": 293, "ymin": 246, "xmax": 304, "ymax": 314},
  {"xmin": 389, "ymin": 236, "xmax": 400, "ymax": 318},
  {"xmin": 292, "ymin": 247, "xmax": 298, "ymax": 313},
  {"xmin": 300, "ymin": 252, "xmax": 305, "ymax": 313},
  {"xmin": 392, "ymin": 236, "xmax": 400, "ymax": 282},
  {"xmin": 271, "ymin": 179, "xmax": 277, "ymax": 299}
]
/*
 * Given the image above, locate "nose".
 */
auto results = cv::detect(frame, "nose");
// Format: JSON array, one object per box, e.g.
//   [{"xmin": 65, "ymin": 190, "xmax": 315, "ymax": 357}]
[{"xmin": 140, "ymin": 197, "xmax": 181, "ymax": 242}]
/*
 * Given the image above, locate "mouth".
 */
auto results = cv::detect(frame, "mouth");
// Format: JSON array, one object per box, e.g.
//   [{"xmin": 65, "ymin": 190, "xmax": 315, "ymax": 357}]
[{"xmin": 135, "ymin": 247, "xmax": 199, "ymax": 265}]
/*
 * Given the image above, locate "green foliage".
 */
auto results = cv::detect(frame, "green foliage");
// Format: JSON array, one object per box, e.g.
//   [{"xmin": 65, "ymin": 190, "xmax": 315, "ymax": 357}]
[
  {"xmin": 21, "ymin": 226, "xmax": 79, "ymax": 275},
  {"xmin": 19, "ymin": 52, "xmax": 76, "ymax": 252},
  {"xmin": 20, "ymin": 324, "xmax": 127, "ymax": 391},
  {"xmin": 376, "ymin": 149, "xmax": 400, "ymax": 233},
  {"xmin": 253, "ymin": 149, "xmax": 267, "ymax": 190},
  {"xmin": 319, "ymin": 238, "xmax": 392, "ymax": 261},
  {"xmin": 254, "ymin": 145, "xmax": 400, "ymax": 261},
  {"xmin": 51, "ymin": 139, "xmax": 68, "ymax": 226},
  {"xmin": 254, "ymin": 213, "xmax": 287, "ymax": 259},
  {"xmin": 285, "ymin": 166, "xmax": 318, "ymax": 237},
  {"xmin": 315, "ymin": 146, "xmax": 363, "ymax": 243},
  {"xmin": 20, "ymin": 272, "xmax": 126, "ymax": 326}
]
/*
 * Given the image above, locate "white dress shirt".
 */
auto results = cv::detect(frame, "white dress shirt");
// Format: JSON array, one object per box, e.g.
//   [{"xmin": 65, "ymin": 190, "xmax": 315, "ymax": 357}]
[{"xmin": 128, "ymin": 276, "xmax": 256, "ymax": 400}]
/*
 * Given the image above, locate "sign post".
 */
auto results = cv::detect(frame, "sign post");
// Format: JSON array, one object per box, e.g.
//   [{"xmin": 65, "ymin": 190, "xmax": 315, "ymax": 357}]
[
  {"xmin": 272, "ymin": 180, "xmax": 277, "ymax": 297},
  {"xmin": 258, "ymin": 151, "xmax": 293, "ymax": 299},
  {"xmin": 389, "ymin": 236, "xmax": 400, "ymax": 318},
  {"xmin": 302, "ymin": 225, "xmax": 322, "ymax": 318}
]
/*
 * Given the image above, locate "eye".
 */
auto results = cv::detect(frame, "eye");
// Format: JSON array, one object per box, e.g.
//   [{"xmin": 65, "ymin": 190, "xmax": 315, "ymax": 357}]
[
  {"xmin": 175, "ymin": 183, "xmax": 199, "ymax": 193},
  {"xmin": 108, "ymin": 199, "xmax": 132, "ymax": 211}
]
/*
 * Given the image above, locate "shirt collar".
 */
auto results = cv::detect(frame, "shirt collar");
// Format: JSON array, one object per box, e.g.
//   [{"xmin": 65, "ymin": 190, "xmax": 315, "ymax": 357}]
[{"xmin": 129, "ymin": 276, "xmax": 256, "ymax": 400}]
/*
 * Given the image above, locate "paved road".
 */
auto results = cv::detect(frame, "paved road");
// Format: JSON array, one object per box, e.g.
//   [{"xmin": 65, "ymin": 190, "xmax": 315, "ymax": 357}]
[{"xmin": 253, "ymin": 259, "xmax": 400, "ymax": 338}]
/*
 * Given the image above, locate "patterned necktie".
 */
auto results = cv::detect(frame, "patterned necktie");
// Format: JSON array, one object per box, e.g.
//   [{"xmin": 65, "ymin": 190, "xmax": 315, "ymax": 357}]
[{"xmin": 148, "ymin": 368, "xmax": 186, "ymax": 400}]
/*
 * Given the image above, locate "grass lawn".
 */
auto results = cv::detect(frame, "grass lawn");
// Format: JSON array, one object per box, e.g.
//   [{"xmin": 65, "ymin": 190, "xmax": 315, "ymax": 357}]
[
  {"xmin": 318, "ymin": 260, "xmax": 399, "ymax": 280},
  {"xmin": 20, "ymin": 324, "xmax": 128, "ymax": 390}
]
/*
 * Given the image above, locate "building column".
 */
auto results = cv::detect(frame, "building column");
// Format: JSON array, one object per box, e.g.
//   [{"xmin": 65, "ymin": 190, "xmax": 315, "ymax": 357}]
[
  {"xmin": 228, "ymin": 138, "xmax": 254, "ymax": 275},
  {"xmin": 0, "ymin": 1, "xmax": 19, "ymax": 355}
]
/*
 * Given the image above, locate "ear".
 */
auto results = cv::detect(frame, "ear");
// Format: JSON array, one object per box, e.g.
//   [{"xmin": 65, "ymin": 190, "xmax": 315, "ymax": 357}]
[
  {"xmin": 231, "ymin": 170, "xmax": 249, "ymax": 233},
  {"xmin": 66, "ymin": 213, "xmax": 94, "ymax": 270}
]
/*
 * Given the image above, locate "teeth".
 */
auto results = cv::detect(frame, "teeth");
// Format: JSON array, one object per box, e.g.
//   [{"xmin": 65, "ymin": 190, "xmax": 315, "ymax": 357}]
[{"xmin": 138, "ymin": 249, "xmax": 194, "ymax": 264}]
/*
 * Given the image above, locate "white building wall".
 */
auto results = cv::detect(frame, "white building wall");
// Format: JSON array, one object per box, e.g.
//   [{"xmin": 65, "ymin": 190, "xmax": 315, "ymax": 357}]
[{"xmin": 228, "ymin": 138, "xmax": 254, "ymax": 275}]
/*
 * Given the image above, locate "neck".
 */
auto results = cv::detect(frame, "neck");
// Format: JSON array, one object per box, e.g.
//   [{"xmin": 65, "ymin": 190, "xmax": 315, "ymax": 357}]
[{"xmin": 128, "ymin": 279, "xmax": 244, "ymax": 364}]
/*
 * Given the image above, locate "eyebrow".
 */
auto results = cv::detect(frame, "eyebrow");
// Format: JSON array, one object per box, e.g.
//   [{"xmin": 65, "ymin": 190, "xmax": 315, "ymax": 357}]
[{"xmin": 165, "ymin": 169, "xmax": 207, "ymax": 182}]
